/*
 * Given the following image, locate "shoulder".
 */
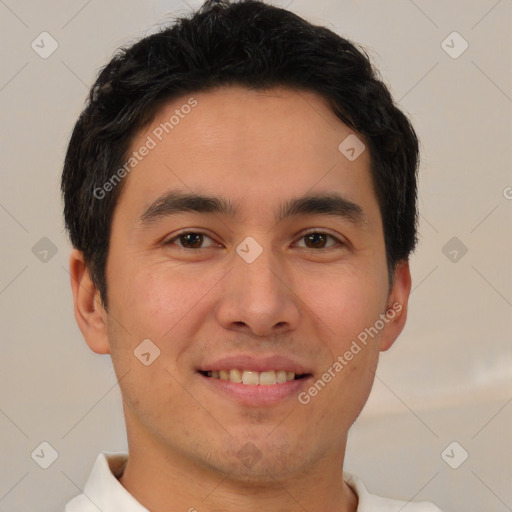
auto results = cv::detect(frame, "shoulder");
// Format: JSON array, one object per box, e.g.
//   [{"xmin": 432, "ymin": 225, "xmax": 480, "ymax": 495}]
[{"xmin": 343, "ymin": 472, "xmax": 443, "ymax": 512}]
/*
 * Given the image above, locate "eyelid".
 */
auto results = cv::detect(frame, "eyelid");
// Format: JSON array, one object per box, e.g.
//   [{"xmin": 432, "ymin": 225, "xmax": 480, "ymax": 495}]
[
  {"xmin": 164, "ymin": 230, "xmax": 220, "ymax": 248},
  {"xmin": 293, "ymin": 228, "xmax": 345, "ymax": 248},
  {"xmin": 164, "ymin": 228, "xmax": 346, "ymax": 250}
]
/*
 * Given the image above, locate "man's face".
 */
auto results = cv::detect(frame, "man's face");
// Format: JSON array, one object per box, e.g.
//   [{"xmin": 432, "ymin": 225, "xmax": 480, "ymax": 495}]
[{"xmin": 94, "ymin": 85, "xmax": 408, "ymax": 480}]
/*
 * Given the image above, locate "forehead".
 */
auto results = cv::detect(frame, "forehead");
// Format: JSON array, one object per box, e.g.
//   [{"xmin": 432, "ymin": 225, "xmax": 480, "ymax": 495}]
[{"xmin": 115, "ymin": 85, "xmax": 376, "ymax": 222}]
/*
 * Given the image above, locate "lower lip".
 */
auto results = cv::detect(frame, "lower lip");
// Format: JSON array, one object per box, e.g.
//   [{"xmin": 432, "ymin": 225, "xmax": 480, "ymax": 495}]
[{"xmin": 198, "ymin": 373, "xmax": 312, "ymax": 406}]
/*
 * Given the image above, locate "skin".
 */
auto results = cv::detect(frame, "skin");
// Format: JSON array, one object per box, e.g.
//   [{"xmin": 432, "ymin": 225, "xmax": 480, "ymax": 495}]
[{"xmin": 70, "ymin": 85, "xmax": 411, "ymax": 512}]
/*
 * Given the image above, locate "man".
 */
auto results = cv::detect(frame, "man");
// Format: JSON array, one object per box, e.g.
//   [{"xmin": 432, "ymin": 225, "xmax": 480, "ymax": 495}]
[{"xmin": 61, "ymin": 0, "xmax": 442, "ymax": 510}]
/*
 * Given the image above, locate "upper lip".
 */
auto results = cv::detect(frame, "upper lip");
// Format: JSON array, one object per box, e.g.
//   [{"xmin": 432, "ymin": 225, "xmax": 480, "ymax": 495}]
[{"xmin": 197, "ymin": 354, "xmax": 313, "ymax": 375}]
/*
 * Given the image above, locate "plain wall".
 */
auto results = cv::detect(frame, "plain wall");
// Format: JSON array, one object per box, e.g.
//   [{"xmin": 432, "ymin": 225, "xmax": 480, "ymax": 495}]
[{"xmin": 0, "ymin": 1, "xmax": 510, "ymax": 511}]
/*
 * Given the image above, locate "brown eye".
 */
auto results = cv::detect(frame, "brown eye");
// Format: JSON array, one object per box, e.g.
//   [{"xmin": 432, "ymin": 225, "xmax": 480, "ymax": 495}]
[
  {"xmin": 305, "ymin": 233, "xmax": 327, "ymax": 249},
  {"xmin": 179, "ymin": 233, "xmax": 204, "ymax": 248},
  {"xmin": 165, "ymin": 232, "xmax": 217, "ymax": 249},
  {"xmin": 296, "ymin": 231, "xmax": 341, "ymax": 249}
]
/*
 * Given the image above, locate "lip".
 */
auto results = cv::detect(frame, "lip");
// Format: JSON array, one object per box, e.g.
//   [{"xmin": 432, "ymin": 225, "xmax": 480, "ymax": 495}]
[
  {"xmin": 199, "ymin": 372, "xmax": 313, "ymax": 406},
  {"xmin": 196, "ymin": 354, "xmax": 313, "ymax": 406},
  {"xmin": 197, "ymin": 354, "xmax": 313, "ymax": 374}
]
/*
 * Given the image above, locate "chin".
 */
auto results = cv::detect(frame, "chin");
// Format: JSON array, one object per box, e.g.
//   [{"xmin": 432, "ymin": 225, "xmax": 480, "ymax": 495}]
[{"xmin": 197, "ymin": 436, "xmax": 317, "ymax": 484}]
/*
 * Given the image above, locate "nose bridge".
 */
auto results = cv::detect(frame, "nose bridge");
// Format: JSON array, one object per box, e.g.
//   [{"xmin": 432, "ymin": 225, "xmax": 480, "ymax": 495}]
[
  {"xmin": 248, "ymin": 255, "xmax": 282, "ymax": 294},
  {"xmin": 234, "ymin": 237, "xmax": 286, "ymax": 303},
  {"xmin": 215, "ymin": 237, "xmax": 301, "ymax": 336}
]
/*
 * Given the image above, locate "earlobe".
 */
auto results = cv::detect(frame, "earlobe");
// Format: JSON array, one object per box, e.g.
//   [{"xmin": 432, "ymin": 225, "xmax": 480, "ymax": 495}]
[
  {"xmin": 380, "ymin": 260, "xmax": 412, "ymax": 352},
  {"xmin": 69, "ymin": 249, "xmax": 110, "ymax": 355}
]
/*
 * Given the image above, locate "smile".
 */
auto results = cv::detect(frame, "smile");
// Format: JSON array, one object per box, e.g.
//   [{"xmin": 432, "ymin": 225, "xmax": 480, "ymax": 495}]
[
  {"xmin": 200, "ymin": 369, "xmax": 308, "ymax": 385},
  {"xmin": 197, "ymin": 355, "xmax": 313, "ymax": 405}
]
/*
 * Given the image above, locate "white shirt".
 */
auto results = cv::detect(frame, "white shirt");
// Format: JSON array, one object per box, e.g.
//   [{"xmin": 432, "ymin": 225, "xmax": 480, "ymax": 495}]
[{"xmin": 65, "ymin": 453, "xmax": 442, "ymax": 512}]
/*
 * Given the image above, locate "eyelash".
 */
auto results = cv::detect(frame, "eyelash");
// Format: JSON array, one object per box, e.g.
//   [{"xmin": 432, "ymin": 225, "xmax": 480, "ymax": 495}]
[{"xmin": 163, "ymin": 229, "xmax": 344, "ymax": 251}]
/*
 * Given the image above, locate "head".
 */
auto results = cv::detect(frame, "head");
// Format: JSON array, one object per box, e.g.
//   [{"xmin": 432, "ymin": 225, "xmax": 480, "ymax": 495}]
[{"xmin": 63, "ymin": 0, "xmax": 418, "ymax": 484}]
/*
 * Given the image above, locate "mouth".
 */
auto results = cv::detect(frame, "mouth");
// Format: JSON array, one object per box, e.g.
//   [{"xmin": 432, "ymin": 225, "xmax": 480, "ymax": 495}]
[
  {"xmin": 198, "ymin": 369, "xmax": 311, "ymax": 385},
  {"xmin": 196, "ymin": 355, "xmax": 313, "ymax": 405}
]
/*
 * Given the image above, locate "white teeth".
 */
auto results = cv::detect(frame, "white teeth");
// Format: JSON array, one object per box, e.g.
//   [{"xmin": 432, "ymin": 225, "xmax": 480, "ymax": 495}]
[
  {"xmin": 259, "ymin": 371, "xmax": 277, "ymax": 385},
  {"xmin": 242, "ymin": 370, "xmax": 259, "ymax": 385},
  {"xmin": 229, "ymin": 369, "xmax": 242, "ymax": 383},
  {"xmin": 206, "ymin": 369, "xmax": 298, "ymax": 385},
  {"xmin": 276, "ymin": 370, "xmax": 287, "ymax": 383}
]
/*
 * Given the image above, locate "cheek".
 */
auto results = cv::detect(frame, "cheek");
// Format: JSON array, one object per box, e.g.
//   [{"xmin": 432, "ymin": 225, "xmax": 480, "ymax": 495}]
[
  {"xmin": 109, "ymin": 261, "xmax": 206, "ymax": 340},
  {"xmin": 299, "ymin": 264, "xmax": 387, "ymax": 346}
]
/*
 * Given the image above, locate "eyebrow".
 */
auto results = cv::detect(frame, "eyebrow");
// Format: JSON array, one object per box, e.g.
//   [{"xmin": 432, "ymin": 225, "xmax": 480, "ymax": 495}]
[{"xmin": 137, "ymin": 190, "xmax": 367, "ymax": 227}]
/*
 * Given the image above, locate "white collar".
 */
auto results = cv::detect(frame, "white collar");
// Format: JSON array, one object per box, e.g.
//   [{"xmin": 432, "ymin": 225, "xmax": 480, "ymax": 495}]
[{"xmin": 66, "ymin": 452, "xmax": 148, "ymax": 511}]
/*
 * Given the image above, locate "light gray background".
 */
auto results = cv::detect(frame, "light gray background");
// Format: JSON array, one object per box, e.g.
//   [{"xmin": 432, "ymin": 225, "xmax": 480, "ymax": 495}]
[{"xmin": 0, "ymin": 0, "xmax": 511, "ymax": 511}]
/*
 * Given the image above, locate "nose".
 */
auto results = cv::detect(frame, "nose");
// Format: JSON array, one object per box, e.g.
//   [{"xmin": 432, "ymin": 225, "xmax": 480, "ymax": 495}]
[{"xmin": 214, "ymin": 244, "xmax": 301, "ymax": 338}]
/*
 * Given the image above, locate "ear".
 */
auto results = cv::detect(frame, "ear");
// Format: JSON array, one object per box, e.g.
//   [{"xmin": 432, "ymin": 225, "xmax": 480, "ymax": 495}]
[
  {"xmin": 69, "ymin": 249, "xmax": 110, "ymax": 354},
  {"xmin": 379, "ymin": 260, "xmax": 412, "ymax": 352}
]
